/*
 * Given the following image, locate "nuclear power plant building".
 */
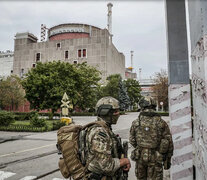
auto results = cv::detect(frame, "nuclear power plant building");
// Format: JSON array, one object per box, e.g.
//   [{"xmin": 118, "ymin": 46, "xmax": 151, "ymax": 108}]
[{"xmin": 13, "ymin": 23, "xmax": 125, "ymax": 82}]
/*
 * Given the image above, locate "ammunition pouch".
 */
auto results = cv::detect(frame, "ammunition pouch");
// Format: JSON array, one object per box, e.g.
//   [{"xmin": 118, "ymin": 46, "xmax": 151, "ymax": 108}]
[
  {"xmin": 131, "ymin": 148, "xmax": 140, "ymax": 161},
  {"xmin": 89, "ymin": 173, "xmax": 103, "ymax": 180},
  {"xmin": 159, "ymin": 139, "xmax": 169, "ymax": 154},
  {"xmin": 141, "ymin": 148, "xmax": 151, "ymax": 163},
  {"xmin": 155, "ymin": 151, "xmax": 163, "ymax": 164}
]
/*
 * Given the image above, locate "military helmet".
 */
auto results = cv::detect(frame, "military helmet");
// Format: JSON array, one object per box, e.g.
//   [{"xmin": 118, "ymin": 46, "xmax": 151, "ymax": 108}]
[
  {"xmin": 96, "ymin": 96, "xmax": 119, "ymax": 116},
  {"xmin": 138, "ymin": 96, "xmax": 156, "ymax": 109}
]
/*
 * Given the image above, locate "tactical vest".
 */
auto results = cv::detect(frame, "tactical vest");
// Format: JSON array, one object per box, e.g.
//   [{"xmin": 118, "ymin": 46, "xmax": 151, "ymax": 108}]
[
  {"xmin": 111, "ymin": 131, "xmax": 122, "ymax": 159},
  {"xmin": 135, "ymin": 113, "xmax": 162, "ymax": 149}
]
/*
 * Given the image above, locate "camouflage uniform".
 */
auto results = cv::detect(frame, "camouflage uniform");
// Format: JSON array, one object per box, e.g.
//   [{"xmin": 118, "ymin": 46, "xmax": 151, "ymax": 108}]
[
  {"xmin": 129, "ymin": 97, "xmax": 173, "ymax": 180},
  {"xmin": 85, "ymin": 117, "xmax": 122, "ymax": 180},
  {"xmin": 84, "ymin": 96, "xmax": 128, "ymax": 180}
]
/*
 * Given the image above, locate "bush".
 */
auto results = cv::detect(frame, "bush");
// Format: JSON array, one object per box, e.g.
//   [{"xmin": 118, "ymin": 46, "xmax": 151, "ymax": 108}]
[
  {"xmin": 0, "ymin": 111, "xmax": 15, "ymax": 126},
  {"xmin": 52, "ymin": 121, "xmax": 66, "ymax": 130},
  {"xmin": 120, "ymin": 111, "xmax": 126, "ymax": 115},
  {"xmin": 14, "ymin": 112, "xmax": 37, "ymax": 121},
  {"xmin": 30, "ymin": 112, "xmax": 46, "ymax": 127},
  {"xmin": 38, "ymin": 112, "xmax": 60, "ymax": 117},
  {"xmin": 0, "ymin": 124, "xmax": 46, "ymax": 132},
  {"xmin": 71, "ymin": 112, "xmax": 95, "ymax": 116}
]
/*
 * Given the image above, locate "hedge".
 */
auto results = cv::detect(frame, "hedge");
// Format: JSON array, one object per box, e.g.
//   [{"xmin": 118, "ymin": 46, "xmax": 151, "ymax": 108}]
[
  {"xmin": 12, "ymin": 111, "xmax": 127, "ymax": 120},
  {"xmin": 0, "ymin": 111, "xmax": 15, "ymax": 126},
  {"xmin": 14, "ymin": 111, "xmax": 38, "ymax": 121},
  {"xmin": 0, "ymin": 124, "xmax": 46, "ymax": 132}
]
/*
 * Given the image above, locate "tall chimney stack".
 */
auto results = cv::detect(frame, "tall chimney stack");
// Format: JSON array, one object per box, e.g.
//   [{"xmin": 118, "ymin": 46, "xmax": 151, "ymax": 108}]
[
  {"xmin": 139, "ymin": 68, "xmax": 142, "ymax": 81},
  {"xmin": 130, "ymin": 50, "xmax": 134, "ymax": 72},
  {"xmin": 107, "ymin": 3, "xmax": 113, "ymax": 35}
]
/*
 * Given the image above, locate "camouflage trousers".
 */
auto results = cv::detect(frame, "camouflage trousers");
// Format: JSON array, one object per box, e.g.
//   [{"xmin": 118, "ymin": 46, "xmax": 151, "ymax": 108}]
[{"xmin": 135, "ymin": 161, "xmax": 163, "ymax": 180}]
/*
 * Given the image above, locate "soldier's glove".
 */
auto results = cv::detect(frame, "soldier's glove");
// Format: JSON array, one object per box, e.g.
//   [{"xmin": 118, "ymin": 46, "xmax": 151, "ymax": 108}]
[{"xmin": 164, "ymin": 158, "xmax": 171, "ymax": 170}]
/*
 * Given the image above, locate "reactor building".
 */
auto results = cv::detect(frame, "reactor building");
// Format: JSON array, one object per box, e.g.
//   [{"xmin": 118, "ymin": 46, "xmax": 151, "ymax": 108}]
[{"xmin": 13, "ymin": 4, "xmax": 125, "ymax": 83}]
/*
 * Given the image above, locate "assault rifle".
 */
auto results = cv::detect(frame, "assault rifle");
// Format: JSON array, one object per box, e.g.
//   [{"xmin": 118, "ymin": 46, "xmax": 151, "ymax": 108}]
[{"xmin": 122, "ymin": 141, "xmax": 128, "ymax": 180}]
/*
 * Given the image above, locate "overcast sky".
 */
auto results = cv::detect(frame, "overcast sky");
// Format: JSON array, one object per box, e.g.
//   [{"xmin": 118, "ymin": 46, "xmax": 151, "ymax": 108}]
[{"xmin": 0, "ymin": 0, "xmax": 168, "ymax": 79}]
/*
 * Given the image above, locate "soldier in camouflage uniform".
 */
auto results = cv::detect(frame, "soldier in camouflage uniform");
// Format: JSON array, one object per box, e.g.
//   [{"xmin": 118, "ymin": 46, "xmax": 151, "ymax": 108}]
[
  {"xmin": 129, "ymin": 96, "xmax": 173, "ymax": 180},
  {"xmin": 85, "ymin": 96, "xmax": 131, "ymax": 180}
]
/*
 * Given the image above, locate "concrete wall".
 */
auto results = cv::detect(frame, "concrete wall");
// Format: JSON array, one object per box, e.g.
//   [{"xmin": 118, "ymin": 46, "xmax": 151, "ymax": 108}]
[
  {"xmin": 188, "ymin": 0, "xmax": 207, "ymax": 179},
  {"xmin": 106, "ymin": 42, "xmax": 125, "ymax": 80},
  {"xmin": 13, "ymin": 25, "xmax": 125, "ymax": 83},
  {"xmin": 188, "ymin": 0, "xmax": 207, "ymax": 50},
  {"xmin": 0, "ymin": 51, "xmax": 14, "ymax": 78}
]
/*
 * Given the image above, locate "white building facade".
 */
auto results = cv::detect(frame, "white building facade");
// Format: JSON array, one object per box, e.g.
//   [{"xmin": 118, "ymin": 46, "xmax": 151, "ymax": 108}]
[{"xmin": 0, "ymin": 50, "xmax": 13, "ymax": 79}]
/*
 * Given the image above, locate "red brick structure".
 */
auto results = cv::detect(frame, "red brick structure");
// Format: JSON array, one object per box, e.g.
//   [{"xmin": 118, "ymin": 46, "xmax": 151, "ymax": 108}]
[{"xmin": 49, "ymin": 33, "xmax": 89, "ymax": 41}]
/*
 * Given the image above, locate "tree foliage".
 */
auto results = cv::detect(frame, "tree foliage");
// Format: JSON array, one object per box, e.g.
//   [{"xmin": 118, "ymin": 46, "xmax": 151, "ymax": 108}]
[
  {"xmin": 0, "ymin": 75, "xmax": 25, "ymax": 110},
  {"xmin": 22, "ymin": 61, "xmax": 101, "ymax": 115},
  {"xmin": 152, "ymin": 69, "xmax": 168, "ymax": 111},
  {"xmin": 119, "ymin": 79, "xmax": 130, "ymax": 111},
  {"xmin": 123, "ymin": 78, "xmax": 142, "ymax": 107},
  {"xmin": 100, "ymin": 74, "xmax": 130, "ymax": 110},
  {"xmin": 74, "ymin": 63, "xmax": 101, "ymax": 110},
  {"xmin": 102, "ymin": 74, "xmax": 121, "ymax": 99}
]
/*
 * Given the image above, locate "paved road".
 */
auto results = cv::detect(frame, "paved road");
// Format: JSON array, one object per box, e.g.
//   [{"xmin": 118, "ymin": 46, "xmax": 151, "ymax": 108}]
[{"xmin": 0, "ymin": 112, "xmax": 170, "ymax": 180}]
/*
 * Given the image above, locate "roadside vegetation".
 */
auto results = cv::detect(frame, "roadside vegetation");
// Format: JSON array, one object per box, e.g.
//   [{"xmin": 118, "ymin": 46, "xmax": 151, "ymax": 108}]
[
  {"xmin": 0, "ymin": 75, "xmax": 25, "ymax": 111},
  {"xmin": 0, "ymin": 61, "xmax": 143, "ymax": 132},
  {"xmin": 152, "ymin": 69, "xmax": 169, "ymax": 111},
  {"xmin": 0, "ymin": 110, "xmax": 65, "ymax": 132}
]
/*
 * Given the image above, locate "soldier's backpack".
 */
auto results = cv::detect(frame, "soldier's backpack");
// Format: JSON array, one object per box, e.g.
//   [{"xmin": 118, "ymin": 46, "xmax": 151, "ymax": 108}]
[
  {"xmin": 136, "ymin": 112, "xmax": 163, "ymax": 149},
  {"xmin": 56, "ymin": 121, "xmax": 109, "ymax": 180}
]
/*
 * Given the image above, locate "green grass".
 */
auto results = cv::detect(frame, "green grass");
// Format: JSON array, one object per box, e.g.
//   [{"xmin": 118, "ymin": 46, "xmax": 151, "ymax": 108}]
[
  {"xmin": 13, "ymin": 119, "xmax": 59, "ymax": 125},
  {"xmin": 11, "ymin": 119, "xmax": 60, "ymax": 131},
  {"xmin": 13, "ymin": 121, "xmax": 30, "ymax": 125}
]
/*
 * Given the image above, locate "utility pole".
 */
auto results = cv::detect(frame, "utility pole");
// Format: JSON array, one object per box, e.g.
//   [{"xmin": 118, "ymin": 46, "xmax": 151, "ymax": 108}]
[
  {"xmin": 130, "ymin": 50, "xmax": 134, "ymax": 72},
  {"xmin": 165, "ymin": 0, "xmax": 193, "ymax": 180}
]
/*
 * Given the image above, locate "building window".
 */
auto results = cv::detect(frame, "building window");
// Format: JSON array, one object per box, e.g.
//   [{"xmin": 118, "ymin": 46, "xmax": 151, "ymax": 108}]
[
  {"xmin": 20, "ymin": 68, "xmax": 24, "ymax": 78},
  {"xmin": 78, "ymin": 49, "xmax": 82, "ymax": 58},
  {"xmin": 56, "ymin": 43, "xmax": 61, "ymax": 49},
  {"xmin": 36, "ymin": 53, "xmax": 41, "ymax": 62},
  {"xmin": 77, "ymin": 49, "xmax": 87, "ymax": 58},
  {"xmin": 11, "ymin": 70, "xmax": 13, "ymax": 74},
  {"xmin": 83, "ymin": 49, "xmax": 87, "ymax": 57},
  {"xmin": 73, "ymin": 60, "xmax": 78, "ymax": 64},
  {"xmin": 32, "ymin": 63, "xmax": 36, "ymax": 68},
  {"xmin": 65, "ymin": 51, "xmax": 69, "ymax": 59}
]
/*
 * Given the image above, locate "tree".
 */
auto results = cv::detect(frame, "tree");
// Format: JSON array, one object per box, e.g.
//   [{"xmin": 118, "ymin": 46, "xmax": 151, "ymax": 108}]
[
  {"xmin": 73, "ymin": 63, "xmax": 101, "ymax": 110},
  {"xmin": 0, "ymin": 75, "xmax": 25, "ymax": 110},
  {"xmin": 152, "ymin": 69, "xmax": 168, "ymax": 111},
  {"xmin": 124, "ymin": 78, "xmax": 142, "ymax": 108},
  {"xmin": 22, "ymin": 61, "xmax": 101, "ymax": 117},
  {"xmin": 102, "ymin": 74, "xmax": 121, "ymax": 99},
  {"xmin": 100, "ymin": 74, "xmax": 130, "ymax": 111},
  {"xmin": 119, "ymin": 79, "xmax": 130, "ymax": 111}
]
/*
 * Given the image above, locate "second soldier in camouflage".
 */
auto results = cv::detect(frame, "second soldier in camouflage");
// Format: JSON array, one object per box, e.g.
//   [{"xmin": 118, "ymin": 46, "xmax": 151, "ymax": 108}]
[{"xmin": 129, "ymin": 96, "xmax": 173, "ymax": 180}]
